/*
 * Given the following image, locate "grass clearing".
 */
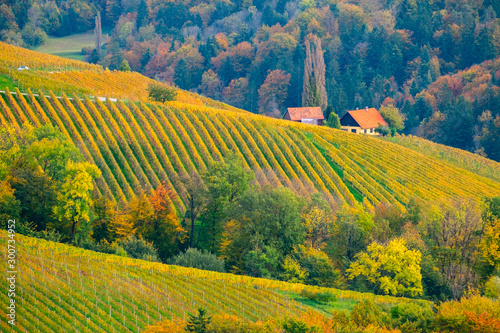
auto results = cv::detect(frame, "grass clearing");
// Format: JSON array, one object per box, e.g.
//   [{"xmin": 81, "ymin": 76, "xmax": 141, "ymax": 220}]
[
  {"xmin": 35, "ymin": 30, "xmax": 109, "ymax": 61},
  {"xmin": 284, "ymin": 291, "xmax": 358, "ymax": 316},
  {"xmin": 0, "ymin": 74, "xmax": 17, "ymax": 90}
]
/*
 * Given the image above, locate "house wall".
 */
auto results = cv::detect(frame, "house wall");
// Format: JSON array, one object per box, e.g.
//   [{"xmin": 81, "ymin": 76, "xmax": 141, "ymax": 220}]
[
  {"xmin": 341, "ymin": 126, "xmax": 379, "ymax": 135},
  {"xmin": 301, "ymin": 118, "xmax": 324, "ymax": 125},
  {"xmin": 283, "ymin": 111, "xmax": 292, "ymax": 120}
]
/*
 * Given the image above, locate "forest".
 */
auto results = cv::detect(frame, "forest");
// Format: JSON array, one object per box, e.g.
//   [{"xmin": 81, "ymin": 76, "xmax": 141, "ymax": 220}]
[
  {"xmin": 2, "ymin": 0, "xmax": 500, "ymax": 159},
  {"xmin": 1, "ymin": 124, "xmax": 500, "ymax": 304}
]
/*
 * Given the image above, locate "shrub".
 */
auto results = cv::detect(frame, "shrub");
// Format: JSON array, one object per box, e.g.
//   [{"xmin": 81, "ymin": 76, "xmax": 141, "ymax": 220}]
[
  {"xmin": 36, "ymin": 229, "xmax": 62, "ymax": 242},
  {"xmin": 326, "ymin": 113, "xmax": 341, "ymax": 129},
  {"xmin": 147, "ymin": 83, "xmax": 176, "ymax": 102},
  {"xmin": 484, "ymin": 276, "xmax": 500, "ymax": 299},
  {"xmin": 434, "ymin": 294, "xmax": 500, "ymax": 332},
  {"xmin": 282, "ymin": 318, "xmax": 318, "ymax": 333},
  {"xmin": 169, "ymin": 248, "xmax": 225, "ymax": 272},
  {"xmin": 350, "ymin": 300, "xmax": 389, "ymax": 328},
  {"xmin": 390, "ymin": 302, "xmax": 435, "ymax": 332},
  {"xmin": 119, "ymin": 235, "xmax": 160, "ymax": 262},
  {"xmin": 300, "ymin": 289, "xmax": 337, "ymax": 304},
  {"xmin": 375, "ymin": 125, "xmax": 391, "ymax": 136}
]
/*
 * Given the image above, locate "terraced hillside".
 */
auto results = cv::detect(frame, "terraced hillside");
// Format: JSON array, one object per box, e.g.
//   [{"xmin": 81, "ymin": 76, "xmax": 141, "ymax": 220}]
[
  {"xmin": 1, "ymin": 87, "xmax": 500, "ymax": 212},
  {"xmin": 384, "ymin": 135, "xmax": 500, "ymax": 183},
  {"xmin": 0, "ymin": 232, "xmax": 415, "ymax": 332}
]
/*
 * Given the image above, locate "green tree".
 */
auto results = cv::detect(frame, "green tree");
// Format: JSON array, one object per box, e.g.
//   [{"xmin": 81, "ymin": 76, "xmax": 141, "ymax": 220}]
[
  {"xmin": 375, "ymin": 124, "xmax": 391, "ymax": 136},
  {"xmin": 118, "ymin": 235, "xmax": 159, "ymax": 261},
  {"xmin": 119, "ymin": 59, "xmax": 131, "ymax": 71},
  {"xmin": 379, "ymin": 105, "xmax": 405, "ymax": 133},
  {"xmin": 169, "ymin": 248, "xmax": 225, "ymax": 272},
  {"xmin": 53, "ymin": 161, "xmax": 101, "ymax": 244},
  {"xmin": 324, "ymin": 105, "xmax": 335, "ymax": 121},
  {"xmin": 178, "ymin": 172, "xmax": 207, "ymax": 248},
  {"xmin": 347, "ymin": 238, "xmax": 423, "ymax": 297},
  {"xmin": 185, "ymin": 308, "xmax": 211, "ymax": 333},
  {"xmin": 326, "ymin": 112, "xmax": 341, "ymax": 129},
  {"xmin": 0, "ymin": 181, "xmax": 21, "ymax": 228},
  {"xmin": 174, "ymin": 58, "xmax": 191, "ymax": 90},
  {"xmin": 288, "ymin": 245, "xmax": 343, "ymax": 288},
  {"xmin": 9, "ymin": 164, "xmax": 57, "ymax": 231},
  {"xmin": 147, "ymin": 83, "xmax": 176, "ymax": 102},
  {"xmin": 221, "ymin": 185, "xmax": 305, "ymax": 277},
  {"xmin": 330, "ymin": 204, "xmax": 374, "ymax": 269},
  {"xmin": 91, "ymin": 196, "xmax": 117, "ymax": 243},
  {"xmin": 199, "ymin": 155, "xmax": 252, "ymax": 253},
  {"xmin": 136, "ymin": 0, "xmax": 149, "ymax": 28}
]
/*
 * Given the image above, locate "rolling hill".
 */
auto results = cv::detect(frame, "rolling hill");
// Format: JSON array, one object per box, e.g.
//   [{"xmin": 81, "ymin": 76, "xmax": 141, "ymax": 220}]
[
  {"xmin": 1, "ymin": 42, "xmax": 499, "ymax": 213},
  {"xmin": 0, "ymin": 231, "xmax": 424, "ymax": 332}
]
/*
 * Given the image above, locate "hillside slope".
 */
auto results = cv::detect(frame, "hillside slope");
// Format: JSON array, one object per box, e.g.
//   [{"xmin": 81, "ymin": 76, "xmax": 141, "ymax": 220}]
[
  {"xmin": 0, "ymin": 232, "xmax": 415, "ymax": 332},
  {"xmin": 383, "ymin": 135, "xmax": 500, "ymax": 184},
  {"xmin": 1, "ymin": 43, "xmax": 499, "ymax": 212}
]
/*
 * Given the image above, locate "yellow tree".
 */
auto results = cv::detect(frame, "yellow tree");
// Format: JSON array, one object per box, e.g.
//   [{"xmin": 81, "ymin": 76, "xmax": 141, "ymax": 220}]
[
  {"xmin": 53, "ymin": 161, "xmax": 101, "ymax": 244},
  {"xmin": 347, "ymin": 238, "xmax": 423, "ymax": 296}
]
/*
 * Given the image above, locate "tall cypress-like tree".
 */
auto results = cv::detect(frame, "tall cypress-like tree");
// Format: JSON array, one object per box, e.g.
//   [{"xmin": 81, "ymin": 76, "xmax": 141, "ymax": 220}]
[
  {"xmin": 302, "ymin": 34, "xmax": 328, "ymax": 110},
  {"xmin": 136, "ymin": 0, "xmax": 148, "ymax": 28},
  {"xmin": 94, "ymin": 11, "xmax": 102, "ymax": 51}
]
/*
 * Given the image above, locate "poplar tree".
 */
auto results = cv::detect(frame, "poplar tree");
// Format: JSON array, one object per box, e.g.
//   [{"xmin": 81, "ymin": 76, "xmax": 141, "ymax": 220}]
[
  {"xmin": 94, "ymin": 11, "xmax": 102, "ymax": 52},
  {"xmin": 302, "ymin": 34, "xmax": 328, "ymax": 111}
]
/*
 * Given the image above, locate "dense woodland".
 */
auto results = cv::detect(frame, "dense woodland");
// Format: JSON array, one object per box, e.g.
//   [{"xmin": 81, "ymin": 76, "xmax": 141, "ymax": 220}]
[
  {"xmin": 1, "ymin": 0, "xmax": 500, "ymax": 159},
  {"xmin": 1, "ymin": 124, "xmax": 500, "ymax": 304}
]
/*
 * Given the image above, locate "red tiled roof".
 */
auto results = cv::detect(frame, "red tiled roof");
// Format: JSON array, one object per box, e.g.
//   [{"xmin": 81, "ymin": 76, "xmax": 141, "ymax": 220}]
[
  {"xmin": 345, "ymin": 108, "xmax": 388, "ymax": 129},
  {"xmin": 285, "ymin": 107, "xmax": 324, "ymax": 121}
]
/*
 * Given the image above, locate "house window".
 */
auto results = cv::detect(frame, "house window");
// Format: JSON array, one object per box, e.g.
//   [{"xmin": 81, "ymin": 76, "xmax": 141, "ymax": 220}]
[
  {"xmin": 370, "ymin": 128, "xmax": 374, "ymax": 133},
  {"xmin": 351, "ymin": 128, "xmax": 356, "ymax": 133},
  {"xmin": 364, "ymin": 129, "xmax": 367, "ymax": 133}
]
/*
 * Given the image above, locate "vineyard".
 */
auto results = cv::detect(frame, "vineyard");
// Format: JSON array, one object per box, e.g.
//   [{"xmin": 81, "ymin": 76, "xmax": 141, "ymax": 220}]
[
  {"xmin": 0, "ymin": 232, "xmax": 425, "ymax": 332},
  {"xmin": 0, "ymin": 42, "xmax": 241, "ymax": 113},
  {"xmin": 1, "ymin": 87, "xmax": 500, "ymax": 211},
  {"xmin": 384, "ymin": 134, "xmax": 500, "ymax": 183},
  {"xmin": 1, "ymin": 41, "xmax": 500, "ymax": 211}
]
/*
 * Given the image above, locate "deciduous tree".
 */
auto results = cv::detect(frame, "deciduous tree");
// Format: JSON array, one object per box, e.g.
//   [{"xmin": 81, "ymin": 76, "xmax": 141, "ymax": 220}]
[{"xmin": 347, "ymin": 238, "xmax": 423, "ymax": 296}]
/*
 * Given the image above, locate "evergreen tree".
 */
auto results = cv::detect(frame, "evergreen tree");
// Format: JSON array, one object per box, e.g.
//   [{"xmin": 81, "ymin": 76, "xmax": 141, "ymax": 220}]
[
  {"xmin": 140, "ymin": 48, "xmax": 151, "ymax": 68},
  {"xmin": 119, "ymin": 59, "xmax": 131, "ymax": 72},
  {"xmin": 219, "ymin": 56, "xmax": 235, "ymax": 86},
  {"xmin": 324, "ymin": 105, "xmax": 335, "ymax": 120},
  {"xmin": 327, "ymin": 112, "xmax": 341, "ymax": 129},
  {"xmin": 136, "ymin": 0, "xmax": 148, "ymax": 28},
  {"xmin": 174, "ymin": 58, "xmax": 191, "ymax": 90},
  {"xmin": 185, "ymin": 308, "xmax": 211, "ymax": 333}
]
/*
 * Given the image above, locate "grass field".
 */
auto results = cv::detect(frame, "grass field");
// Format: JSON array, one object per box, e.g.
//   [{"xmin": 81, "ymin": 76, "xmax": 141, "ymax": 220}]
[{"xmin": 35, "ymin": 30, "xmax": 109, "ymax": 61}]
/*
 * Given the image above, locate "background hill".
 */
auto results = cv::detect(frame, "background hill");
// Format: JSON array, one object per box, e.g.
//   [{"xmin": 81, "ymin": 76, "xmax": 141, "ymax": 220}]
[{"xmin": 1, "ymin": 0, "xmax": 499, "ymax": 160}]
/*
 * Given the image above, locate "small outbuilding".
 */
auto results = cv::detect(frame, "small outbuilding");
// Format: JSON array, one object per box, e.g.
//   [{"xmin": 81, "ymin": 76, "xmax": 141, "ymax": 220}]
[
  {"xmin": 283, "ymin": 107, "xmax": 324, "ymax": 125},
  {"xmin": 340, "ymin": 107, "xmax": 388, "ymax": 135}
]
